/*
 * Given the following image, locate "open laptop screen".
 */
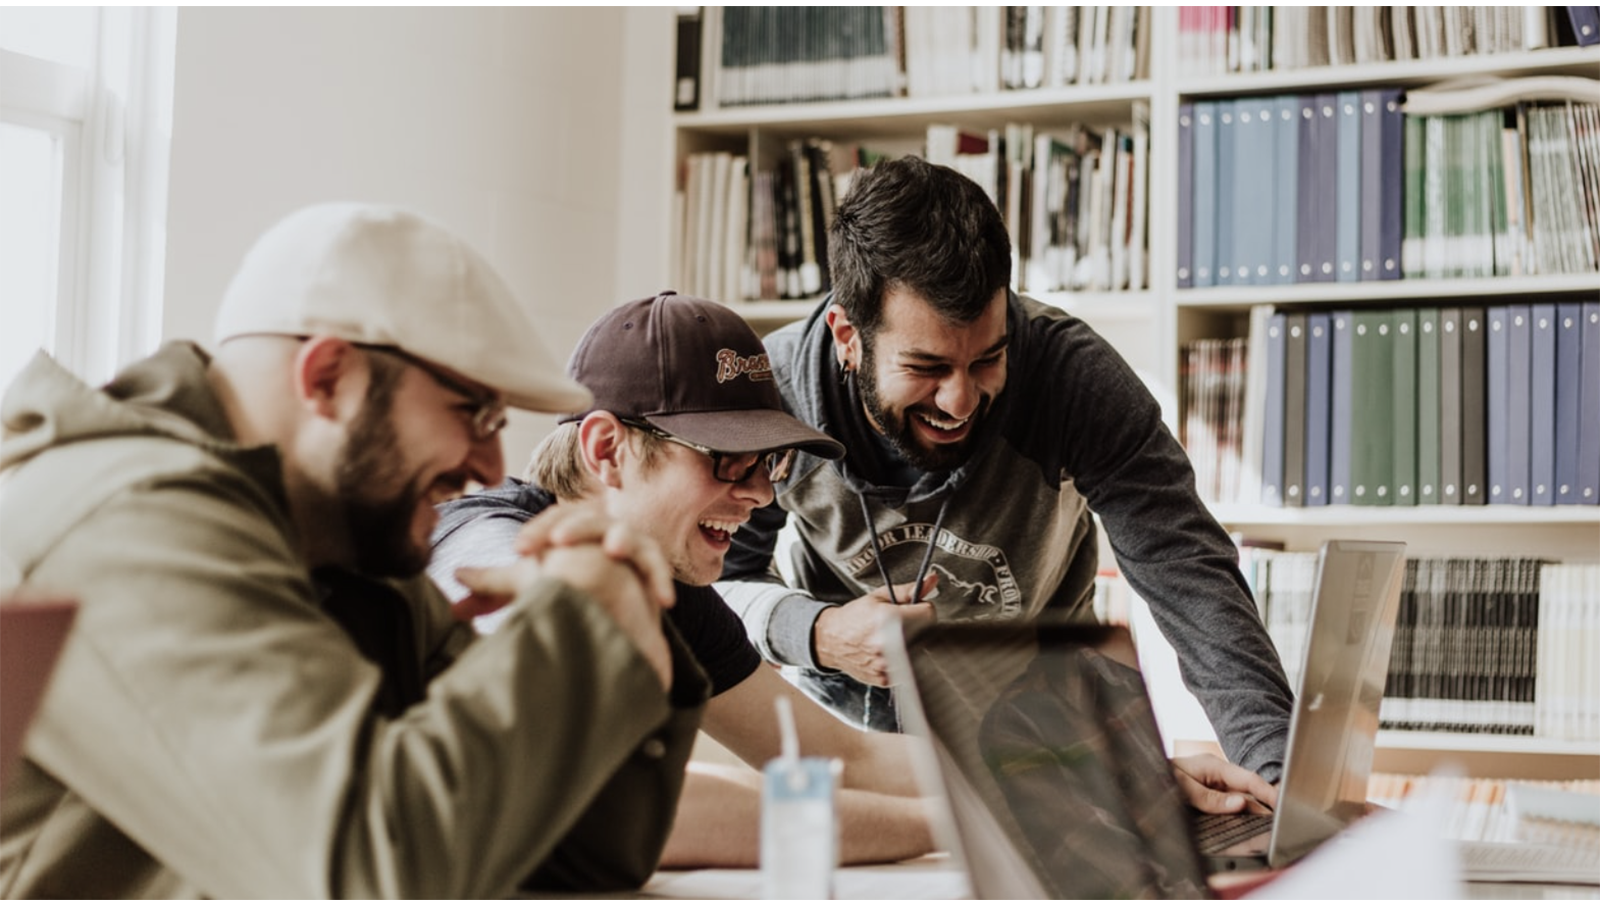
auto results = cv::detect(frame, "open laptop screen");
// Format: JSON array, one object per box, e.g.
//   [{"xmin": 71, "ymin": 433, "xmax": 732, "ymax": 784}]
[{"xmin": 890, "ymin": 621, "xmax": 1211, "ymax": 900}]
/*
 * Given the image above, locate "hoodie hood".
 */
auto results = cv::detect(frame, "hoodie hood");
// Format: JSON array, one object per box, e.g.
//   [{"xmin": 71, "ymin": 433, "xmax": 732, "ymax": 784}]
[{"xmin": 1, "ymin": 342, "xmax": 285, "ymax": 503}]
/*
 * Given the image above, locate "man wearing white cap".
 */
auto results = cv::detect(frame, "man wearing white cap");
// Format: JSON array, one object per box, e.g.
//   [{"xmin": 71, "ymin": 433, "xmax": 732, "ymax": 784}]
[{"xmin": 0, "ymin": 204, "xmax": 705, "ymax": 897}]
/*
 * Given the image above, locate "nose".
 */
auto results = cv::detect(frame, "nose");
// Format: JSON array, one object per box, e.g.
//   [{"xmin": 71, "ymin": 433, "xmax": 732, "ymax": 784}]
[
  {"xmin": 466, "ymin": 435, "xmax": 505, "ymax": 488},
  {"xmin": 732, "ymin": 468, "xmax": 776, "ymax": 507},
  {"xmin": 936, "ymin": 371, "xmax": 981, "ymax": 420}
]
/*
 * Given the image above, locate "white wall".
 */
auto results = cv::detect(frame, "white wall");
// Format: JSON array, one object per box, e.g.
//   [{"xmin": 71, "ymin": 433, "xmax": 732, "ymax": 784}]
[{"xmin": 164, "ymin": 6, "xmax": 675, "ymax": 468}]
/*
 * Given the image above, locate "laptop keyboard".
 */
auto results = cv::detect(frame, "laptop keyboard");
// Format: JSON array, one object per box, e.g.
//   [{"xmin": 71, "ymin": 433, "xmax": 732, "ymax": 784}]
[{"xmin": 1193, "ymin": 813, "xmax": 1274, "ymax": 853}]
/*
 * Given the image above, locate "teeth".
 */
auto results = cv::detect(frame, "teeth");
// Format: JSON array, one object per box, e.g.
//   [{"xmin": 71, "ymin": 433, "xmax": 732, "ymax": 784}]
[
  {"xmin": 918, "ymin": 413, "xmax": 968, "ymax": 431},
  {"xmin": 699, "ymin": 519, "xmax": 742, "ymax": 535}
]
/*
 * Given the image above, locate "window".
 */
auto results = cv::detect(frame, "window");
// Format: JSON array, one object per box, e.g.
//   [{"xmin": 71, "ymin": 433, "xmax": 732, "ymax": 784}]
[{"xmin": 0, "ymin": 7, "xmax": 176, "ymax": 390}]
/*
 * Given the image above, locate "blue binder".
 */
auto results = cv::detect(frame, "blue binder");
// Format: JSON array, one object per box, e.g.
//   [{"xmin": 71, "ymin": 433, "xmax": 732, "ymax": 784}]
[
  {"xmin": 1334, "ymin": 91, "xmax": 1362, "ymax": 283},
  {"xmin": 1529, "ymin": 304, "xmax": 1557, "ymax": 506},
  {"xmin": 1178, "ymin": 102, "xmax": 1195, "ymax": 289},
  {"xmin": 1554, "ymin": 303, "xmax": 1583, "ymax": 504}
]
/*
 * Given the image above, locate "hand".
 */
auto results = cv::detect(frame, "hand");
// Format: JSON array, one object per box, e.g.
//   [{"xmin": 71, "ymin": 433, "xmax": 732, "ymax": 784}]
[
  {"xmin": 512, "ymin": 503, "xmax": 675, "ymax": 610},
  {"xmin": 1171, "ymin": 754, "xmax": 1278, "ymax": 815},
  {"xmin": 814, "ymin": 573, "xmax": 939, "ymax": 686}
]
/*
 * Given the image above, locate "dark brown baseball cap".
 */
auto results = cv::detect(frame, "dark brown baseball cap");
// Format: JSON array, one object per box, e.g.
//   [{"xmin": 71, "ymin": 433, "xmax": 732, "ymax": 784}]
[{"xmin": 562, "ymin": 291, "xmax": 844, "ymax": 459}]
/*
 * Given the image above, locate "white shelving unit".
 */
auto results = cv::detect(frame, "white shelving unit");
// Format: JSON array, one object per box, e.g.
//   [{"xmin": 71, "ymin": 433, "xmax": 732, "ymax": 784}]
[{"xmin": 666, "ymin": 6, "xmax": 1600, "ymax": 777}]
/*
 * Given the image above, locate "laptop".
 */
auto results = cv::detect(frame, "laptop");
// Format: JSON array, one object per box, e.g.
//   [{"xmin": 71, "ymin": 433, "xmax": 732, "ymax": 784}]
[
  {"xmin": 884, "ymin": 539, "xmax": 1407, "ymax": 899},
  {"xmin": 0, "ymin": 595, "xmax": 79, "ymax": 789}
]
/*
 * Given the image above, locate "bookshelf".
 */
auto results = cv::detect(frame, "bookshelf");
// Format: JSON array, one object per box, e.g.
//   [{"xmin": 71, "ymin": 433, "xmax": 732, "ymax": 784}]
[{"xmin": 664, "ymin": 7, "xmax": 1600, "ymax": 775}]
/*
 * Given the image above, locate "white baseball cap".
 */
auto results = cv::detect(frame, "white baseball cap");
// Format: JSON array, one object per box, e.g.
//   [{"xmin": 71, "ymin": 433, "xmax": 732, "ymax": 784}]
[{"xmin": 213, "ymin": 203, "xmax": 592, "ymax": 414}]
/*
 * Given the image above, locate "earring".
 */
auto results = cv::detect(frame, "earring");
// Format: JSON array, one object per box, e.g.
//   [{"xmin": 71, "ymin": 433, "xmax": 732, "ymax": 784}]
[{"xmin": 838, "ymin": 357, "xmax": 852, "ymax": 384}]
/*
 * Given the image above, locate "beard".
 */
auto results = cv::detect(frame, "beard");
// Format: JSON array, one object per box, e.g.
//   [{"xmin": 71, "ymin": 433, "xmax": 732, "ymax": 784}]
[
  {"xmin": 334, "ymin": 386, "xmax": 435, "ymax": 579},
  {"xmin": 857, "ymin": 341, "xmax": 993, "ymax": 474}
]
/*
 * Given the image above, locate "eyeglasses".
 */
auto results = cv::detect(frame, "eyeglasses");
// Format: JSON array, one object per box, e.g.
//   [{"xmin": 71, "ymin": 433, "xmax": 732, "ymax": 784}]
[
  {"xmin": 359, "ymin": 344, "xmax": 509, "ymax": 441},
  {"xmin": 621, "ymin": 419, "xmax": 797, "ymax": 484}
]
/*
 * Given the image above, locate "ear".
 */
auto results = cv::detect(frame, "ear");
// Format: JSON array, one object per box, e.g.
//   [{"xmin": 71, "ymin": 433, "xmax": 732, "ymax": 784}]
[
  {"xmin": 825, "ymin": 303, "xmax": 860, "ymax": 371},
  {"xmin": 577, "ymin": 411, "xmax": 628, "ymax": 489},
  {"xmin": 292, "ymin": 337, "xmax": 366, "ymax": 422}
]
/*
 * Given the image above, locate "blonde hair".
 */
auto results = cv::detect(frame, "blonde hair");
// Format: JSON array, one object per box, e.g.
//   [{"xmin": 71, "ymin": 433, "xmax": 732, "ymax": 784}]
[{"xmin": 526, "ymin": 417, "xmax": 668, "ymax": 501}]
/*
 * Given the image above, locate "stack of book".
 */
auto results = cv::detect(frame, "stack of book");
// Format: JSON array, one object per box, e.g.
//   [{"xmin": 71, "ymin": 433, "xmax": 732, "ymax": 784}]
[
  {"xmin": 1384, "ymin": 557, "xmax": 1547, "ymax": 736},
  {"xmin": 1176, "ymin": 6, "xmax": 1597, "ymax": 76},
  {"xmin": 928, "ymin": 111, "xmax": 1150, "ymax": 295},
  {"xmin": 1179, "ymin": 90, "xmax": 1405, "ymax": 288},
  {"xmin": 676, "ymin": 7, "xmax": 1154, "ymax": 111},
  {"xmin": 1179, "ymin": 301, "xmax": 1600, "ymax": 508},
  {"xmin": 1367, "ymin": 774, "xmax": 1600, "ymax": 844},
  {"xmin": 1239, "ymin": 550, "xmax": 1600, "ymax": 739}
]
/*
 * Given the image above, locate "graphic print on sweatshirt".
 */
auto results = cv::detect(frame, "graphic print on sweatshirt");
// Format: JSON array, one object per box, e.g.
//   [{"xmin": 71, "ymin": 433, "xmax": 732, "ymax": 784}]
[{"xmin": 841, "ymin": 523, "xmax": 1022, "ymax": 619}]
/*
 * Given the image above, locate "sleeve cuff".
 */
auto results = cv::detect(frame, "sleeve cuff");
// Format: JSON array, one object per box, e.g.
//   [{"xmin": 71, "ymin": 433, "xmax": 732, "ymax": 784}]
[{"xmin": 766, "ymin": 594, "xmax": 837, "ymax": 670}]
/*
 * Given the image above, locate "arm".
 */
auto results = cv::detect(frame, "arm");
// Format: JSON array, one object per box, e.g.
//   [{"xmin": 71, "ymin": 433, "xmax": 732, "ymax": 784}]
[
  {"xmin": 1036, "ymin": 314, "xmax": 1293, "ymax": 779},
  {"xmin": 659, "ymin": 666, "xmax": 937, "ymax": 868},
  {"xmin": 659, "ymin": 762, "xmax": 935, "ymax": 869},
  {"xmin": 25, "ymin": 471, "xmax": 703, "ymax": 898},
  {"xmin": 700, "ymin": 663, "xmax": 922, "ymax": 796}
]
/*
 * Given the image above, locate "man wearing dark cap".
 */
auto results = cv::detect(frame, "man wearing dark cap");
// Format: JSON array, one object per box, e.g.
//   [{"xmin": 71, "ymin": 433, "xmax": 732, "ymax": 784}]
[
  {"xmin": 430, "ymin": 291, "xmax": 940, "ymax": 868},
  {"xmin": 0, "ymin": 204, "xmax": 700, "ymax": 896}
]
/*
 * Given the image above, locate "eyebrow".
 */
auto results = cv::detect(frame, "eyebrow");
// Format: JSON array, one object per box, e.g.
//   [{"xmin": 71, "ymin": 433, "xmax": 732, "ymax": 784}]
[{"xmin": 897, "ymin": 334, "xmax": 1010, "ymax": 365}]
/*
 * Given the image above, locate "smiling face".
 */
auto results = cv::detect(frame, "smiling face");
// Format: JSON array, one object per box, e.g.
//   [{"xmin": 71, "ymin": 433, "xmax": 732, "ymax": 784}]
[
  {"xmin": 335, "ymin": 349, "xmax": 506, "ymax": 577},
  {"xmin": 838, "ymin": 286, "xmax": 1009, "ymax": 473},
  {"xmin": 603, "ymin": 426, "xmax": 776, "ymax": 586}
]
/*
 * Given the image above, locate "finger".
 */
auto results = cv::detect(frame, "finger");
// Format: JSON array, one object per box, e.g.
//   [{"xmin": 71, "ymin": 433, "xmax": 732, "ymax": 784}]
[
  {"xmin": 450, "ymin": 592, "xmax": 512, "ymax": 623},
  {"xmin": 600, "ymin": 525, "xmax": 676, "ymax": 609},
  {"xmin": 1173, "ymin": 768, "xmax": 1248, "ymax": 814},
  {"xmin": 453, "ymin": 565, "xmax": 522, "ymax": 597}
]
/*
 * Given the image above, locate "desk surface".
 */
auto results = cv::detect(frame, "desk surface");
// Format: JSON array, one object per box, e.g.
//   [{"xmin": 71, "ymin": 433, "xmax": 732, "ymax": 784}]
[{"xmin": 627, "ymin": 851, "xmax": 1599, "ymax": 900}]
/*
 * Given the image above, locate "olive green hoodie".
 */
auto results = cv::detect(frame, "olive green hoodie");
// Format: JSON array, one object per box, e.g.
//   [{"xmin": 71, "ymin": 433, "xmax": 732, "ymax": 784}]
[{"xmin": 0, "ymin": 342, "xmax": 707, "ymax": 898}]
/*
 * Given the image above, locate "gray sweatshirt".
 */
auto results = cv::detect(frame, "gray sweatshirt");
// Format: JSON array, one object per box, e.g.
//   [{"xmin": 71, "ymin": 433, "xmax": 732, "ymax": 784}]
[{"xmin": 718, "ymin": 292, "xmax": 1293, "ymax": 781}]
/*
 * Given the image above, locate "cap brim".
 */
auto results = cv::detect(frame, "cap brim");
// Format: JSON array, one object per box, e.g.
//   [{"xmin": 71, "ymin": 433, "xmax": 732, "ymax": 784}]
[
  {"xmin": 502, "ymin": 378, "xmax": 593, "ymax": 416},
  {"xmin": 645, "ymin": 408, "xmax": 844, "ymax": 460}
]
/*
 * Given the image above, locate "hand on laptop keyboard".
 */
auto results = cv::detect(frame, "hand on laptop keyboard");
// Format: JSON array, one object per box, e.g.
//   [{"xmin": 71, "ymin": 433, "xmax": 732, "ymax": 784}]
[{"xmin": 1172, "ymin": 753, "xmax": 1278, "ymax": 815}]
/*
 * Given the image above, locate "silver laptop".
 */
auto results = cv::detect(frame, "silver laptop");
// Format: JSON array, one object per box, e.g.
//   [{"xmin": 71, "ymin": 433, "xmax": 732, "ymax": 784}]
[
  {"xmin": 884, "ymin": 539, "xmax": 1407, "ymax": 898},
  {"xmin": 1, "ymin": 595, "xmax": 78, "ymax": 791}
]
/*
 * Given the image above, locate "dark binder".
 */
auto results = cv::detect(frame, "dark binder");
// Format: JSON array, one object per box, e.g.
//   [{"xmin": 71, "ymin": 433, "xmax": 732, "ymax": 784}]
[
  {"xmin": 674, "ymin": 7, "xmax": 703, "ymax": 111},
  {"xmin": 1283, "ymin": 313, "xmax": 1308, "ymax": 507},
  {"xmin": 1567, "ymin": 6, "xmax": 1600, "ymax": 45},
  {"xmin": 1461, "ymin": 307, "xmax": 1488, "ymax": 505},
  {"xmin": 1334, "ymin": 91, "xmax": 1362, "ymax": 283},
  {"xmin": 1417, "ymin": 308, "xmax": 1442, "ymax": 504},
  {"xmin": 1305, "ymin": 312, "xmax": 1333, "ymax": 506},
  {"xmin": 1554, "ymin": 303, "xmax": 1583, "ymax": 503},
  {"xmin": 1262, "ymin": 312, "xmax": 1288, "ymax": 506},
  {"xmin": 1529, "ymin": 304, "xmax": 1557, "ymax": 505},
  {"xmin": 1178, "ymin": 102, "xmax": 1195, "ymax": 288},
  {"xmin": 1376, "ymin": 89, "xmax": 1403, "ymax": 280},
  {"xmin": 1329, "ymin": 310, "xmax": 1354, "ymax": 504},
  {"xmin": 1391, "ymin": 308, "xmax": 1418, "ymax": 506}
]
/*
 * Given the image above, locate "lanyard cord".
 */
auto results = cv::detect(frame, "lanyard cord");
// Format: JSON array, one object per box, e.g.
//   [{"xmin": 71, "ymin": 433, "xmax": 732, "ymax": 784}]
[{"xmin": 857, "ymin": 491, "xmax": 951, "ymax": 605}]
